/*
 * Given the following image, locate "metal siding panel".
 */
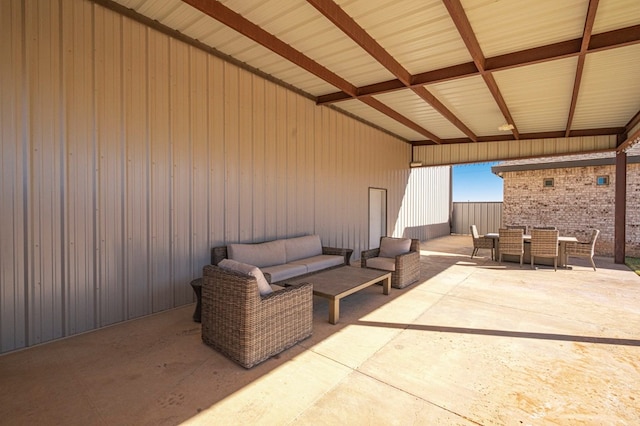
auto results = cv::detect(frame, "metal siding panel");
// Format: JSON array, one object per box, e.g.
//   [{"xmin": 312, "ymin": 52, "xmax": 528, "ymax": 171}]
[
  {"xmin": 208, "ymin": 55, "xmax": 226, "ymax": 249},
  {"xmin": 464, "ymin": 0, "xmax": 587, "ymax": 57},
  {"xmin": 148, "ymin": 31, "xmax": 173, "ymax": 312},
  {"xmin": 263, "ymin": 81, "xmax": 278, "ymax": 241},
  {"xmin": 0, "ymin": 0, "xmax": 27, "ymax": 351},
  {"xmin": 95, "ymin": 6, "xmax": 126, "ymax": 327},
  {"xmin": 573, "ymin": 45, "xmax": 640, "ymax": 130},
  {"xmin": 414, "ymin": 136, "xmax": 618, "ymax": 166},
  {"xmin": 190, "ymin": 47, "xmax": 210, "ymax": 284},
  {"xmin": 426, "ymin": 76, "xmax": 506, "ymax": 137},
  {"xmin": 238, "ymin": 68, "xmax": 254, "ymax": 242},
  {"xmin": 337, "ymin": 0, "xmax": 472, "ymax": 74},
  {"xmin": 452, "ymin": 202, "xmax": 503, "ymax": 236},
  {"xmin": 26, "ymin": 0, "xmax": 65, "ymax": 345},
  {"xmin": 170, "ymin": 39, "xmax": 191, "ymax": 305},
  {"xmin": 286, "ymin": 90, "xmax": 298, "ymax": 236},
  {"xmin": 592, "ymin": 0, "xmax": 640, "ymax": 33},
  {"xmin": 493, "ymin": 58, "xmax": 578, "ymax": 134},
  {"xmin": 62, "ymin": 0, "xmax": 96, "ymax": 334},
  {"xmin": 123, "ymin": 18, "xmax": 150, "ymax": 319},
  {"xmin": 374, "ymin": 89, "xmax": 466, "ymax": 139},
  {"xmin": 336, "ymin": 99, "xmax": 426, "ymax": 141},
  {"xmin": 252, "ymin": 75, "xmax": 267, "ymax": 242},
  {"xmin": 223, "ymin": 62, "xmax": 240, "ymax": 244},
  {"xmin": 275, "ymin": 86, "xmax": 288, "ymax": 238}
]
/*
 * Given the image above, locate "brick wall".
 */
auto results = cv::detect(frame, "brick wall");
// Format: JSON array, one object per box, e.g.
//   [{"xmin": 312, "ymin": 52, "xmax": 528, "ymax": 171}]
[{"xmin": 503, "ymin": 163, "xmax": 640, "ymax": 257}]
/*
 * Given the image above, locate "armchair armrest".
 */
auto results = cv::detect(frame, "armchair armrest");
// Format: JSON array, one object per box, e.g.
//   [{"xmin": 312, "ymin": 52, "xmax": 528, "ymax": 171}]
[
  {"xmin": 211, "ymin": 246, "xmax": 228, "ymax": 265},
  {"xmin": 395, "ymin": 250, "xmax": 420, "ymax": 269},
  {"xmin": 322, "ymin": 246, "xmax": 353, "ymax": 266},
  {"xmin": 360, "ymin": 247, "xmax": 381, "ymax": 267}
]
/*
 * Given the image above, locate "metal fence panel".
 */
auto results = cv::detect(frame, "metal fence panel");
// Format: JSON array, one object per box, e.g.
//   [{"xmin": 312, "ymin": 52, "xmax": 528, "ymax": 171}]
[{"xmin": 452, "ymin": 202, "xmax": 503, "ymax": 235}]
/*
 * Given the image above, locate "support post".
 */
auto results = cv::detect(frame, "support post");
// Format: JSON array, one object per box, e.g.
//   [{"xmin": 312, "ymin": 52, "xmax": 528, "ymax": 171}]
[{"xmin": 614, "ymin": 151, "xmax": 626, "ymax": 264}]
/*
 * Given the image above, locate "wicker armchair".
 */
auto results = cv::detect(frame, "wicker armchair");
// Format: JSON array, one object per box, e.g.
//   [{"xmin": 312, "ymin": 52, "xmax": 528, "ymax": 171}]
[
  {"xmin": 565, "ymin": 229, "xmax": 600, "ymax": 271},
  {"xmin": 530, "ymin": 228, "xmax": 559, "ymax": 271},
  {"xmin": 498, "ymin": 228, "xmax": 524, "ymax": 267},
  {"xmin": 361, "ymin": 237, "xmax": 420, "ymax": 289},
  {"xmin": 201, "ymin": 264, "xmax": 313, "ymax": 369},
  {"xmin": 470, "ymin": 225, "xmax": 494, "ymax": 260}
]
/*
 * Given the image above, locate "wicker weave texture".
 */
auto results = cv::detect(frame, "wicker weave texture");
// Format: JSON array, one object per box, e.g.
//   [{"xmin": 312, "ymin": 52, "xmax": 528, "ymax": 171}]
[
  {"xmin": 470, "ymin": 225, "xmax": 494, "ymax": 259},
  {"xmin": 566, "ymin": 229, "xmax": 599, "ymax": 270},
  {"xmin": 201, "ymin": 265, "xmax": 313, "ymax": 369},
  {"xmin": 361, "ymin": 238, "xmax": 420, "ymax": 289},
  {"xmin": 506, "ymin": 225, "xmax": 528, "ymax": 234},
  {"xmin": 530, "ymin": 229, "xmax": 559, "ymax": 256},
  {"xmin": 498, "ymin": 228, "xmax": 524, "ymax": 255},
  {"xmin": 530, "ymin": 229, "xmax": 559, "ymax": 270}
]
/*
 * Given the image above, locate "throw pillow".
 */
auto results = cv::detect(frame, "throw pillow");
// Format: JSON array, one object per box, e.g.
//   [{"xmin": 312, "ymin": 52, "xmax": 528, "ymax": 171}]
[
  {"xmin": 379, "ymin": 237, "xmax": 411, "ymax": 258},
  {"xmin": 218, "ymin": 259, "xmax": 273, "ymax": 296}
]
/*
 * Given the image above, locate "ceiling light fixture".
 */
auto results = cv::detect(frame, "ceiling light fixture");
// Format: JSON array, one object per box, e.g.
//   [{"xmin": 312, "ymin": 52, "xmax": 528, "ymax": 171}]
[{"xmin": 498, "ymin": 123, "xmax": 515, "ymax": 131}]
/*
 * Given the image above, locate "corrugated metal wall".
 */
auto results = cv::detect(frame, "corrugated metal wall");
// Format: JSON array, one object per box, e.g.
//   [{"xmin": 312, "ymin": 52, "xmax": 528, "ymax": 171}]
[
  {"xmin": 414, "ymin": 136, "xmax": 618, "ymax": 167},
  {"xmin": 452, "ymin": 202, "xmax": 504, "ymax": 236},
  {"xmin": 393, "ymin": 166, "xmax": 452, "ymax": 240},
  {"xmin": 0, "ymin": 0, "xmax": 451, "ymax": 353}
]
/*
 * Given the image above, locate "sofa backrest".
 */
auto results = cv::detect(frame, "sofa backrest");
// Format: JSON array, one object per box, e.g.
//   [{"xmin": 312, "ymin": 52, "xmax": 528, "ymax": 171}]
[
  {"xmin": 285, "ymin": 235, "xmax": 323, "ymax": 263},
  {"xmin": 228, "ymin": 239, "xmax": 286, "ymax": 268}
]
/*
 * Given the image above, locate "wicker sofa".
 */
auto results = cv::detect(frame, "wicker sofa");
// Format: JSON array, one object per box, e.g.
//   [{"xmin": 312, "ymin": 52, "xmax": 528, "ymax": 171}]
[
  {"xmin": 202, "ymin": 235, "xmax": 352, "ymax": 368},
  {"xmin": 361, "ymin": 237, "xmax": 420, "ymax": 289},
  {"xmin": 211, "ymin": 235, "xmax": 353, "ymax": 284}
]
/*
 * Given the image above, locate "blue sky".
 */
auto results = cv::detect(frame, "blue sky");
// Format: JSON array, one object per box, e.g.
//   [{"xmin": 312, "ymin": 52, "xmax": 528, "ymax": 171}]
[{"xmin": 452, "ymin": 162, "xmax": 503, "ymax": 202}]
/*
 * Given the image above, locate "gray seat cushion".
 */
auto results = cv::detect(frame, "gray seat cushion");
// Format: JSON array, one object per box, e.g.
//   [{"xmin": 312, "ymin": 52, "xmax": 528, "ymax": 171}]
[
  {"xmin": 289, "ymin": 255, "xmax": 344, "ymax": 273},
  {"xmin": 262, "ymin": 263, "xmax": 308, "ymax": 283},
  {"xmin": 365, "ymin": 256, "xmax": 396, "ymax": 272}
]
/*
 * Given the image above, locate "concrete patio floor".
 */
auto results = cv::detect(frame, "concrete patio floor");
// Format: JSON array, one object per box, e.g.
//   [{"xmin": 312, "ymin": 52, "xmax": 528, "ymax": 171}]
[{"xmin": 1, "ymin": 235, "xmax": 639, "ymax": 425}]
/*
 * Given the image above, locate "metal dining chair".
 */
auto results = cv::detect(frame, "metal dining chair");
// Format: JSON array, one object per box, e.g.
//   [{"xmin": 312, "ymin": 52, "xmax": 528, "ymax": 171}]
[
  {"xmin": 530, "ymin": 228, "xmax": 559, "ymax": 271},
  {"xmin": 498, "ymin": 228, "xmax": 524, "ymax": 267},
  {"xmin": 565, "ymin": 229, "xmax": 600, "ymax": 271}
]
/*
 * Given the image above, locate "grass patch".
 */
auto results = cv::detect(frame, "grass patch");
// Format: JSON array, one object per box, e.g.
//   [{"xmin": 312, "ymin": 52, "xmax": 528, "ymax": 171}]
[{"xmin": 625, "ymin": 257, "xmax": 640, "ymax": 275}]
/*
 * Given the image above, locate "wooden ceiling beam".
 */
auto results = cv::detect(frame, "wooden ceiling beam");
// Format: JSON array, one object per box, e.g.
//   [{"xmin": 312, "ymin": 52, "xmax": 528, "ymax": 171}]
[
  {"xmin": 181, "ymin": 0, "xmax": 357, "ymax": 97},
  {"xmin": 359, "ymin": 97, "xmax": 442, "ymax": 143},
  {"xmin": 411, "ymin": 86, "xmax": 477, "ymax": 142},
  {"xmin": 318, "ymin": 24, "xmax": 640, "ymax": 105},
  {"xmin": 306, "ymin": 0, "xmax": 411, "ymax": 86},
  {"xmin": 443, "ymin": 0, "xmax": 519, "ymax": 139},
  {"xmin": 308, "ymin": 0, "xmax": 476, "ymax": 143},
  {"xmin": 617, "ymin": 127, "xmax": 640, "ymax": 153},
  {"xmin": 565, "ymin": 0, "xmax": 599, "ymax": 137},
  {"xmin": 626, "ymin": 109, "xmax": 640, "ymax": 133}
]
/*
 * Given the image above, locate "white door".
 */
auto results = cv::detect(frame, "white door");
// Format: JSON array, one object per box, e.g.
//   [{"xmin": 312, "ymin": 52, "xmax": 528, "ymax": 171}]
[{"xmin": 369, "ymin": 188, "xmax": 387, "ymax": 248}]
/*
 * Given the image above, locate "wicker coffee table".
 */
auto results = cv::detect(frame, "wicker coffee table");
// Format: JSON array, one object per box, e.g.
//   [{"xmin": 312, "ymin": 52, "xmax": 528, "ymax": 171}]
[{"xmin": 286, "ymin": 267, "xmax": 391, "ymax": 324}]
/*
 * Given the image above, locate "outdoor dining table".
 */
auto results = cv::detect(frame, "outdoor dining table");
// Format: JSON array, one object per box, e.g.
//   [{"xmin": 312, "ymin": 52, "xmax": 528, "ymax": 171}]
[{"xmin": 484, "ymin": 233, "xmax": 579, "ymax": 268}]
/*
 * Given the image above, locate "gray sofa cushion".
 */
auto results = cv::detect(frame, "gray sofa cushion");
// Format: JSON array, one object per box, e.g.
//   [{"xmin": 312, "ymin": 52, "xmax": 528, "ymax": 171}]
[
  {"xmin": 379, "ymin": 237, "xmax": 411, "ymax": 258},
  {"xmin": 365, "ymin": 256, "xmax": 396, "ymax": 271},
  {"xmin": 261, "ymin": 263, "xmax": 308, "ymax": 283},
  {"xmin": 285, "ymin": 235, "xmax": 323, "ymax": 263},
  {"xmin": 289, "ymin": 255, "xmax": 344, "ymax": 273},
  {"xmin": 228, "ymin": 239, "xmax": 286, "ymax": 268},
  {"xmin": 218, "ymin": 258, "xmax": 273, "ymax": 296}
]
